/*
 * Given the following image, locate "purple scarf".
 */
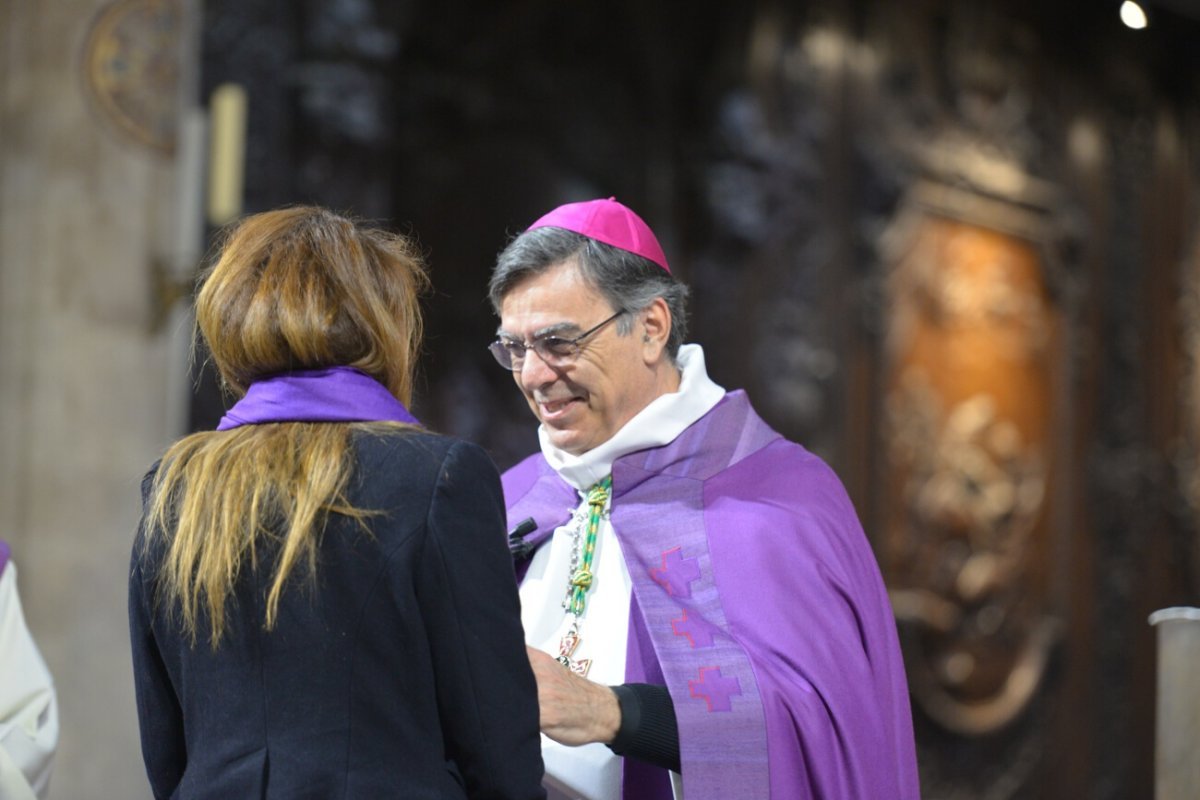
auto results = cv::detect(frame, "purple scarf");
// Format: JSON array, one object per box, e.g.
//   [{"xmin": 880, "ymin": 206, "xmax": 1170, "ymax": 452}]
[{"xmin": 217, "ymin": 367, "xmax": 420, "ymax": 430}]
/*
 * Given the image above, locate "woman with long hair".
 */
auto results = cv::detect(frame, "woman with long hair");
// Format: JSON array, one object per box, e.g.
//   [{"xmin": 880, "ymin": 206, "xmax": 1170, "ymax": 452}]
[{"xmin": 129, "ymin": 206, "xmax": 544, "ymax": 799}]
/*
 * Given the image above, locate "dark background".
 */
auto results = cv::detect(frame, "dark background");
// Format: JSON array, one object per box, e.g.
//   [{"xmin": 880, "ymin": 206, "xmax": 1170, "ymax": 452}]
[{"xmin": 193, "ymin": 1, "xmax": 1200, "ymax": 796}]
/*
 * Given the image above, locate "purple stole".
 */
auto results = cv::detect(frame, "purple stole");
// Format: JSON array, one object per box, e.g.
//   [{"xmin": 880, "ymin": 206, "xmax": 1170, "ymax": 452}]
[
  {"xmin": 0, "ymin": 539, "xmax": 9, "ymax": 578},
  {"xmin": 505, "ymin": 391, "xmax": 777, "ymax": 800}
]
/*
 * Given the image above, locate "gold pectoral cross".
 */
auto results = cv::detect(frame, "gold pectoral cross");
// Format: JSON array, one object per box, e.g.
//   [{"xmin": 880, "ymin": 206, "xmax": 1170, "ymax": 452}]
[{"xmin": 556, "ymin": 625, "xmax": 592, "ymax": 677}]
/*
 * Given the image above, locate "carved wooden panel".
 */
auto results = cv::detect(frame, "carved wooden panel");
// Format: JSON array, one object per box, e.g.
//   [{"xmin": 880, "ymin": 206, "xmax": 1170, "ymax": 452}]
[{"xmin": 883, "ymin": 184, "xmax": 1065, "ymax": 741}]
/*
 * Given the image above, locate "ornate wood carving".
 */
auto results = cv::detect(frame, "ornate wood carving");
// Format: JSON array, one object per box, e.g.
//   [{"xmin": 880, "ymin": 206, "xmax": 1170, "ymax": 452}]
[{"xmin": 883, "ymin": 183, "xmax": 1065, "ymax": 737}]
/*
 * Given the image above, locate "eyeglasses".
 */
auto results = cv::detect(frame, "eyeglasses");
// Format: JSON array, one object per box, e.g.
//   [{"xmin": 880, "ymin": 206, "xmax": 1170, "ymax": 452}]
[{"xmin": 489, "ymin": 309, "xmax": 626, "ymax": 371}]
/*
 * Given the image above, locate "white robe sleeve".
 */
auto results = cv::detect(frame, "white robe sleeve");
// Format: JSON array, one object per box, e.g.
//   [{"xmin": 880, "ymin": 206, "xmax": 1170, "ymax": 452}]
[{"xmin": 0, "ymin": 563, "xmax": 59, "ymax": 800}]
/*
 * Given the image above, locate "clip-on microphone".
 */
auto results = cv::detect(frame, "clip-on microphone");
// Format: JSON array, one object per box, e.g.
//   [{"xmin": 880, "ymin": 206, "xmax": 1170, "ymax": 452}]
[{"xmin": 508, "ymin": 517, "xmax": 537, "ymax": 561}]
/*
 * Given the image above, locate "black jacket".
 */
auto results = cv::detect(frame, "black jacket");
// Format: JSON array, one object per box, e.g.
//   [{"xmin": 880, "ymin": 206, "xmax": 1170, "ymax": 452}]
[{"xmin": 129, "ymin": 430, "xmax": 545, "ymax": 799}]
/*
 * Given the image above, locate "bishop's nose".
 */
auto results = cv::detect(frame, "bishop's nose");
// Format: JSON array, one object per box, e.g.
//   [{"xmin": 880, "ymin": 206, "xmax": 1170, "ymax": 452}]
[{"xmin": 517, "ymin": 346, "xmax": 559, "ymax": 389}]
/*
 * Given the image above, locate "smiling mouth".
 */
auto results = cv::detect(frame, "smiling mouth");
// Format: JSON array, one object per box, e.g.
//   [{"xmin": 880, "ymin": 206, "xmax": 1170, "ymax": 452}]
[{"xmin": 537, "ymin": 397, "xmax": 580, "ymax": 420}]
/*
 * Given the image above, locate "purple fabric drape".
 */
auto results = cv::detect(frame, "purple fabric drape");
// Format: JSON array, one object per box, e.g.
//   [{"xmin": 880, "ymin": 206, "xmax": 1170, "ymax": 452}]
[
  {"xmin": 502, "ymin": 390, "xmax": 920, "ymax": 800},
  {"xmin": 216, "ymin": 367, "xmax": 419, "ymax": 431}
]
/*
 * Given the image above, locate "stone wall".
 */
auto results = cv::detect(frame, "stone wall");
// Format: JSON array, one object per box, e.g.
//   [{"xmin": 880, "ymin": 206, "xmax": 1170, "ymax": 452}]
[{"xmin": 0, "ymin": 1, "xmax": 197, "ymax": 796}]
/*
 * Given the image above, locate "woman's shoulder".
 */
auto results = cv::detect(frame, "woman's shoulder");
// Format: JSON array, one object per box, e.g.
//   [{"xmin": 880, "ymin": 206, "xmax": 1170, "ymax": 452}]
[{"xmin": 351, "ymin": 426, "xmax": 496, "ymax": 475}]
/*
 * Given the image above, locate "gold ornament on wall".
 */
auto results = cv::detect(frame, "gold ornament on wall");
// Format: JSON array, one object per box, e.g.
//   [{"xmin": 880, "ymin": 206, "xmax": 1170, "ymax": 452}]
[{"xmin": 82, "ymin": 0, "xmax": 182, "ymax": 155}]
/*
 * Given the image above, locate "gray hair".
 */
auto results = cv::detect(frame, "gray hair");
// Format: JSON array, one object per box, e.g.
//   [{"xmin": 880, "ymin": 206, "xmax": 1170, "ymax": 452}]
[{"xmin": 489, "ymin": 227, "xmax": 689, "ymax": 360}]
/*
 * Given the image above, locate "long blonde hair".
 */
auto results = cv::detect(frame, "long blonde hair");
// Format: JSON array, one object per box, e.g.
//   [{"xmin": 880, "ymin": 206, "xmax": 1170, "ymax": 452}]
[{"xmin": 145, "ymin": 206, "xmax": 429, "ymax": 647}]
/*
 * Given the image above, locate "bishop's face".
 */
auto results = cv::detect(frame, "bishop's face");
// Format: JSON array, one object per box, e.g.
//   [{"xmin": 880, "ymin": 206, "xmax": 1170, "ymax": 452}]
[{"xmin": 496, "ymin": 260, "xmax": 665, "ymax": 456}]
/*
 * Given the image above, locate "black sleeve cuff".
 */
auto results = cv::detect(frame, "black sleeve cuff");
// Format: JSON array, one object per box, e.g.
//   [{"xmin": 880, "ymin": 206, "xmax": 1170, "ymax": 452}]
[{"xmin": 607, "ymin": 683, "xmax": 681, "ymax": 774}]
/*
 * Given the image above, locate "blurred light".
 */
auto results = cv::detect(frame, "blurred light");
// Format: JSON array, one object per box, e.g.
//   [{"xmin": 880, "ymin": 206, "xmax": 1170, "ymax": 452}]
[
  {"xmin": 802, "ymin": 27, "xmax": 846, "ymax": 72},
  {"xmin": 207, "ymin": 83, "xmax": 247, "ymax": 226},
  {"xmin": 1067, "ymin": 118, "xmax": 1105, "ymax": 167},
  {"xmin": 1120, "ymin": 1, "xmax": 1148, "ymax": 29}
]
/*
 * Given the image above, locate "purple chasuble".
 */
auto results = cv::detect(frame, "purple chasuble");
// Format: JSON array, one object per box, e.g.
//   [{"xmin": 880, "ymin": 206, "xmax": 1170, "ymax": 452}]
[
  {"xmin": 502, "ymin": 390, "xmax": 920, "ymax": 800},
  {"xmin": 216, "ymin": 367, "xmax": 419, "ymax": 430}
]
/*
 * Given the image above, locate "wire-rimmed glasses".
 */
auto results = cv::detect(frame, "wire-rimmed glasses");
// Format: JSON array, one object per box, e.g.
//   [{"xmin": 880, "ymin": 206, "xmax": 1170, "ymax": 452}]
[{"xmin": 488, "ymin": 309, "xmax": 626, "ymax": 371}]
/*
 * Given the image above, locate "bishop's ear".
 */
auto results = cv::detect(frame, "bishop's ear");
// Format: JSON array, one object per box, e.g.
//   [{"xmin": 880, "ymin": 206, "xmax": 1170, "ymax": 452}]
[{"xmin": 639, "ymin": 297, "xmax": 672, "ymax": 362}]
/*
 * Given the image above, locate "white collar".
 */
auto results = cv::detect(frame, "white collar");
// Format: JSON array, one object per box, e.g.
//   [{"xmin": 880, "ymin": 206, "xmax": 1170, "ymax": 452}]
[{"xmin": 538, "ymin": 344, "xmax": 726, "ymax": 491}]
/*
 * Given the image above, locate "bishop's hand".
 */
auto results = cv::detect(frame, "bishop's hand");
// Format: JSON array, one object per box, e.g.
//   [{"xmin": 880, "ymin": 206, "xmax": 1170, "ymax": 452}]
[{"xmin": 526, "ymin": 645, "xmax": 622, "ymax": 747}]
